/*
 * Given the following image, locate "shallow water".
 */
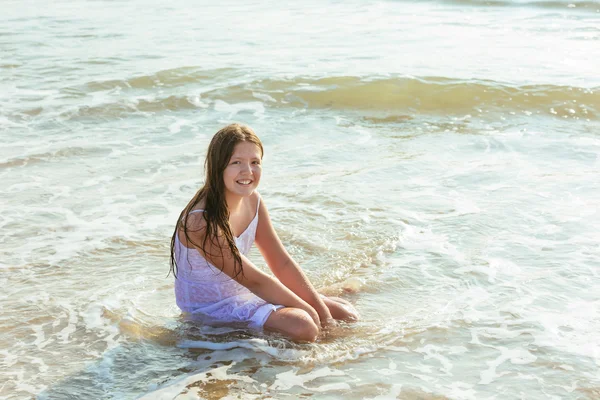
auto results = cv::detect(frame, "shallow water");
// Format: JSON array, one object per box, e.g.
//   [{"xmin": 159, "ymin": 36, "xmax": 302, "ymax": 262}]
[{"xmin": 1, "ymin": 0, "xmax": 599, "ymax": 399}]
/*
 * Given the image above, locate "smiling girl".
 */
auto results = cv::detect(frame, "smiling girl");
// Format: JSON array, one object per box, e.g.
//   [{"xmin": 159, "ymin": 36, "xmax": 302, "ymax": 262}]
[{"xmin": 170, "ymin": 123, "xmax": 358, "ymax": 342}]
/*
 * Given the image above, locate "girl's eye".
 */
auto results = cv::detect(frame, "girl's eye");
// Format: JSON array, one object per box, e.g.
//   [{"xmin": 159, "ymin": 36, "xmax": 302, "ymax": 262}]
[
  {"xmin": 231, "ymin": 161, "xmax": 240, "ymax": 165},
  {"xmin": 252, "ymin": 161, "xmax": 260, "ymax": 165}
]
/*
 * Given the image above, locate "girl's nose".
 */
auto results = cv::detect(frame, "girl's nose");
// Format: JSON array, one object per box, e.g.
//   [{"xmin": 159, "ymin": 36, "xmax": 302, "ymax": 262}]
[{"xmin": 241, "ymin": 162, "xmax": 252, "ymax": 173}]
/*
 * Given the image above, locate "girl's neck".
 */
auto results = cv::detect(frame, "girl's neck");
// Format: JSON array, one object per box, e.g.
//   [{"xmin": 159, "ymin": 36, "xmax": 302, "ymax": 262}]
[{"xmin": 225, "ymin": 192, "xmax": 244, "ymax": 213}]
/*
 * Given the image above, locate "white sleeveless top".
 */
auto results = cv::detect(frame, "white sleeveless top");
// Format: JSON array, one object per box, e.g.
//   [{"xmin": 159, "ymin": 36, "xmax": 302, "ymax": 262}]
[{"xmin": 173, "ymin": 194, "xmax": 282, "ymax": 329}]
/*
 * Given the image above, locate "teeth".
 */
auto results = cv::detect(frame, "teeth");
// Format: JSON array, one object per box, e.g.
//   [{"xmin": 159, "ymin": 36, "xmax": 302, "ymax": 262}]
[{"xmin": 237, "ymin": 180, "xmax": 251, "ymax": 184}]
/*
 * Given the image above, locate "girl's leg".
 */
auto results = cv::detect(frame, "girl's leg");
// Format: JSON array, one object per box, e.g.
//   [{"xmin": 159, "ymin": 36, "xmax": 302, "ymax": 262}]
[
  {"xmin": 322, "ymin": 296, "xmax": 359, "ymax": 322},
  {"xmin": 263, "ymin": 307, "xmax": 319, "ymax": 343}
]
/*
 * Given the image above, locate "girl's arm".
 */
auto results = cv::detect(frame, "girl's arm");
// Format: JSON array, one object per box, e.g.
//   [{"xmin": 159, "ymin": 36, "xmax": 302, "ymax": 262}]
[
  {"xmin": 184, "ymin": 213, "xmax": 321, "ymax": 327},
  {"xmin": 254, "ymin": 199, "xmax": 335, "ymax": 327}
]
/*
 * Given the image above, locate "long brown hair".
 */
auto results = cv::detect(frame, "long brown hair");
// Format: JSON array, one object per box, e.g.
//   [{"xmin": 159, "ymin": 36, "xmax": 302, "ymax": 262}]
[{"xmin": 169, "ymin": 123, "xmax": 264, "ymax": 279}]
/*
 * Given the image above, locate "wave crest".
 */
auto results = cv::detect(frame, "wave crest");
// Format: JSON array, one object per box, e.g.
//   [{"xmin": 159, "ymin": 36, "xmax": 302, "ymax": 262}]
[{"xmin": 12, "ymin": 72, "xmax": 600, "ymax": 121}]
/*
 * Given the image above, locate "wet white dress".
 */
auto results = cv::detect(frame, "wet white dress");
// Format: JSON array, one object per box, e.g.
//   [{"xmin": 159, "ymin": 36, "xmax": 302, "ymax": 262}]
[{"xmin": 173, "ymin": 195, "xmax": 283, "ymax": 329}]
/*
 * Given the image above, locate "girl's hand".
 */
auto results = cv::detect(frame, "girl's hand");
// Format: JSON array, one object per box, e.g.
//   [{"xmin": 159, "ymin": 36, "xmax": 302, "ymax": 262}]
[
  {"xmin": 303, "ymin": 306, "xmax": 321, "ymax": 328},
  {"xmin": 321, "ymin": 296, "xmax": 359, "ymax": 323}
]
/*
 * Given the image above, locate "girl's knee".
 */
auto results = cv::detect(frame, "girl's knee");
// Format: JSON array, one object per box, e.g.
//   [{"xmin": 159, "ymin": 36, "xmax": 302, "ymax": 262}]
[
  {"xmin": 266, "ymin": 308, "xmax": 319, "ymax": 343},
  {"xmin": 286, "ymin": 309, "xmax": 319, "ymax": 342}
]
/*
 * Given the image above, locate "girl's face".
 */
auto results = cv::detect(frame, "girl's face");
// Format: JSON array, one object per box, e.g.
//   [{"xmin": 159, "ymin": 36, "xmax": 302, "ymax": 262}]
[{"xmin": 223, "ymin": 141, "xmax": 262, "ymax": 198}]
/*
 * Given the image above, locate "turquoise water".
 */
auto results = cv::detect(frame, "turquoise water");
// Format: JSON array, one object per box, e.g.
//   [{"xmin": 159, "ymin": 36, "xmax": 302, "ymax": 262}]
[{"xmin": 1, "ymin": 0, "xmax": 599, "ymax": 398}]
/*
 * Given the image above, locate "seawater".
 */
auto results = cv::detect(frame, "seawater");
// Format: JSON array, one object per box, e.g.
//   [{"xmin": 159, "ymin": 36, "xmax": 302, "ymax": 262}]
[{"xmin": 1, "ymin": 0, "xmax": 599, "ymax": 398}]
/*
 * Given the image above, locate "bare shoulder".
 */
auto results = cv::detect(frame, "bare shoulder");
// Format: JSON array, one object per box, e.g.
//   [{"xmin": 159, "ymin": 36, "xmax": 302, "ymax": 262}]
[
  {"xmin": 178, "ymin": 200, "xmax": 208, "ymax": 247},
  {"xmin": 186, "ymin": 197, "xmax": 207, "ymax": 224},
  {"xmin": 189, "ymin": 197, "xmax": 206, "ymax": 214},
  {"xmin": 185, "ymin": 210, "xmax": 206, "ymax": 231},
  {"xmin": 255, "ymin": 190, "xmax": 267, "ymax": 213},
  {"xmin": 252, "ymin": 190, "xmax": 262, "ymax": 209}
]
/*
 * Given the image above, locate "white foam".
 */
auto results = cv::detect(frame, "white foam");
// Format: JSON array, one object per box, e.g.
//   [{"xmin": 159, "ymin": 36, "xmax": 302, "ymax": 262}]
[
  {"xmin": 83, "ymin": 304, "xmax": 108, "ymax": 330},
  {"xmin": 31, "ymin": 324, "xmax": 48, "ymax": 349},
  {"xmin": 252, "ymin": 92, "xmax": 277, "ymax": 103},
  {"xmin": 177, "ymin": 338, "xmax": 306, "ymax": 360},
  {"xmin": 527, "ymin": 299, "xmax": 600, "ymax": 362},
  {"xmin": 452, "ymin": 195, "xmax": 481, "ymax": 215},
  {"xmin": 455, "ymin": 257, "xmax": 522, "ymax": 284},
  {"xmin": 366, "ymin": 384, "xmax": 403, "ymax": 400},
  {"xmin": 168, "ymin": 119, "xmax": 191, "ymax": 134},
  {"xmin": 414, "ymin": 344, "xmax": 453, "ymax": 374},
  {"xmin": 82, "ymin": 174, "xmax": 114, "ymax": 188},
  {"xmin": 0, "ymin": 116, "xmax": 27, "ymax": 128},
  {"xmin": 352, "ymin": 126, "xmax": 373, "ymax": 145},
  {"xmin": 30, "ymin": 356, "xmax": 49, "ymax": 373},
  {"xmin": 213, "ymin": 100, "xmax": 265, "ymax": 118},
  {"xmin": 188, "ymin": 94, "xmax": 209, "ymax": 108},
  {"xmin": 398, "ymin": 222, "xmax": 465, "ymax": 263},
  {"xmin": 446, "ymin": 382, "xmax": 477, "ymax": 400},
  {"xmin": 56, "ymin": 308, "xmax": 78, "ymax": 344},
  {"xmin": 270, "ymin": 366, "xmax": 345, "ymax": 391},
  {"xmin": 139, "ymin": 363, "xmax": 255, "ymax": 400},
  {"xmin": 384, "ymin": 345, "xmax": 410, "ymax": 353},
  {"xmin": 377, "ymin": 358, "xmax": 401, "ymax": 377},
  {"xmin": 0, "ymin": 349, "xmax": 18, "ymax": 368},
  {"xmin": 312, "ymin": 381, "xmax": 352, "ymax": 392},
  {"xmin": 479, "ymin": 346, "xmax": 537, "ymax": 385}
]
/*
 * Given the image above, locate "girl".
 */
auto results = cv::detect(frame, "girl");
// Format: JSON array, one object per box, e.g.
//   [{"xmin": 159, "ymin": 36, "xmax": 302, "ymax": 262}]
[{"xmin": 170, "ymin": 123, "xmax": 358, "ymax": 343}]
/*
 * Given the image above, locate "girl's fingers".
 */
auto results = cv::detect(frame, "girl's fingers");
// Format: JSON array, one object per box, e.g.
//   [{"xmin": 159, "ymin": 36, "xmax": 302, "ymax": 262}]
[{"xmin": 322, "ymin": 296, "xmax": 359, "ymax": 322}]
